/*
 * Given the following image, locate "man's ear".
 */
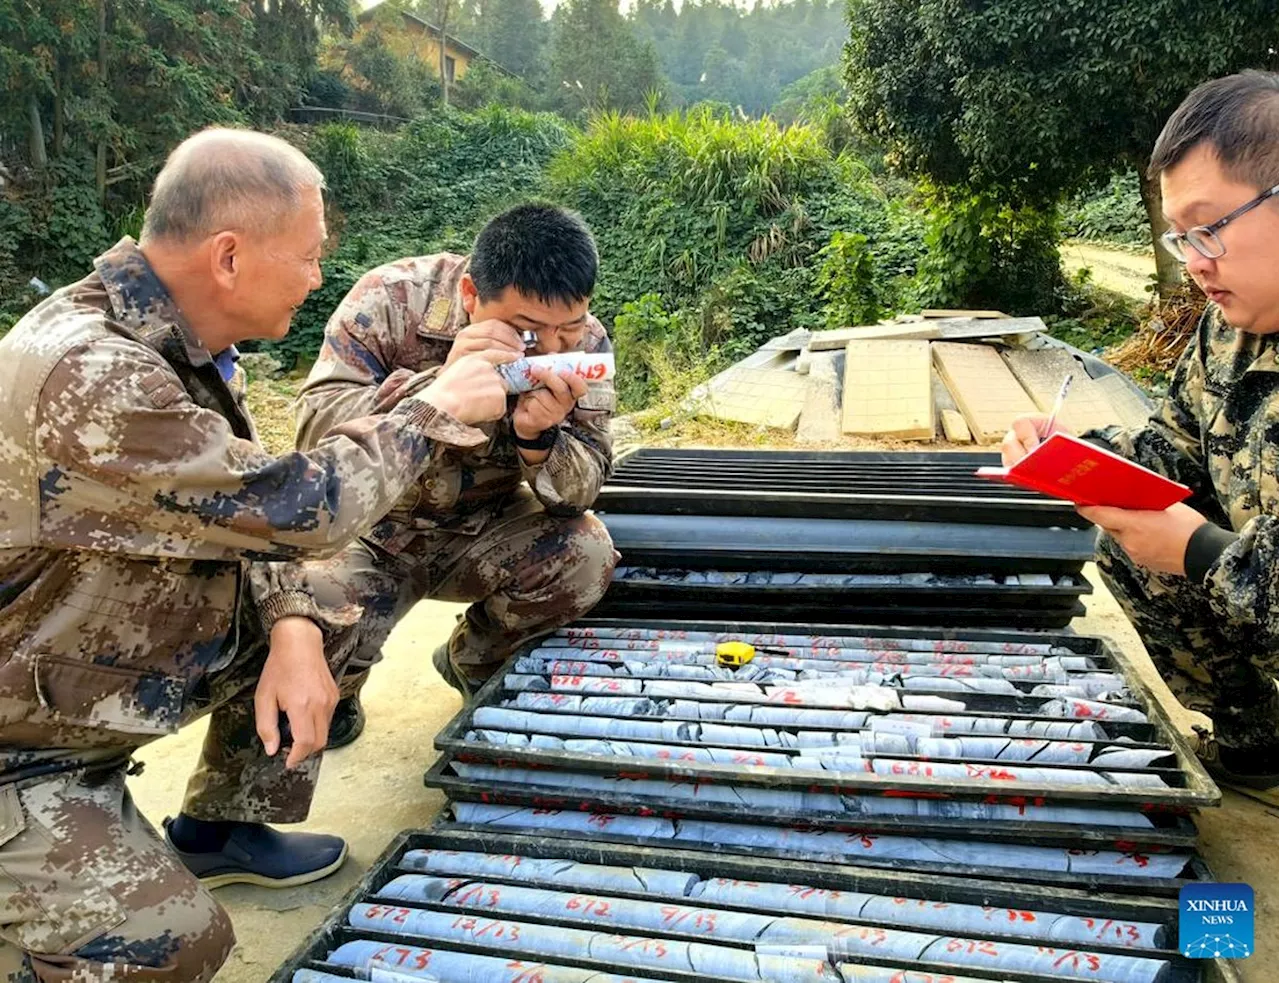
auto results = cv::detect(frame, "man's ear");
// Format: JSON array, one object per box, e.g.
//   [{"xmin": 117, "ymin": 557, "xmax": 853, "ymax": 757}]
[
  {"xmin": 459, "ymin": 273, "xmax": 479, "ymax": 316},
  {"xmin": 209, "ymin": 231, "xmax": 239, "ymax": 292}
]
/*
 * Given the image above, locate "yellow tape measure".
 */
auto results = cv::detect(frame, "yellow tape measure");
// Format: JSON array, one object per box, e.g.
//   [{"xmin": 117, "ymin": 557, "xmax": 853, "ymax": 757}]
[{"xmin": 715, "ymin": 641, "xmax": 756, "ymax": 667}]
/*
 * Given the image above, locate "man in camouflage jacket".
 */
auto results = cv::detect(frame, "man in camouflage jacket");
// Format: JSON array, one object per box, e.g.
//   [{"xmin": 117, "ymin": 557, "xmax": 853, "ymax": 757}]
[
  {"xmin": 295, "ymin": 204, "xmax": 618, "ymax": 746},
  {"xmin": 1005, "ymin": 72, "xmax": 1278, "ymax": 789},
  {"xmin": 0, "ymin": 130, "xmax": 511, "ymax": 981}
]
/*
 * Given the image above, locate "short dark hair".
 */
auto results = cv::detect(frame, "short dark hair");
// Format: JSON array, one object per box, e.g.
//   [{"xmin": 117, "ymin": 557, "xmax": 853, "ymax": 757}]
[
  {"xmin": 1149, "ymin": 71, "xmax": 1278, "ymax": 190},
  {"xmin": 470, "ymin": 203, "xmax": 598, "ymax": 305}
]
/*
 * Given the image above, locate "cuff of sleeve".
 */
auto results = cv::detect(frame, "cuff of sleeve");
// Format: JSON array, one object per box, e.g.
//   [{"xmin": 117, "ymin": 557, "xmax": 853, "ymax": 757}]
[
  {"xmin": 256, "ymin": 589, "xmax": 321, "ymax": 635},
  {"xmin": 1184, "ymin": 521, "xmax": 1239, "ymax": 584},
  {"xmin": 395, "ymin": 395, "xmax": 487, "ymax": 449}
]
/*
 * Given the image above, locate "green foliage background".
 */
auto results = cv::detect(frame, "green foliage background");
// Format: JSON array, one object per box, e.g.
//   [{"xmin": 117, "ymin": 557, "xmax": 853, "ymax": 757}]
[{"xmin": 261, "ymin": 106, "xmax": 922, "ymax": 412}]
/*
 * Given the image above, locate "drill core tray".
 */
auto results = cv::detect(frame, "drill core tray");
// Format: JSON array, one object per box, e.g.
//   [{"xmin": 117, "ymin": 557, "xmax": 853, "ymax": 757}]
[
  {"xmin": 434, "ymin": 620, "xmax": 1218, "ymax": 813},
  {"xmin": 270, "ymin": 824, "xmax": 1239, "ymax": 983}
]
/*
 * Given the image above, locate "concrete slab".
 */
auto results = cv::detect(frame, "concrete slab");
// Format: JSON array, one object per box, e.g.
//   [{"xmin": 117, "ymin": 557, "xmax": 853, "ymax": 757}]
[
  {"xmin": 696, "ymin": 366, "xmax": 808, "ymax": 430},
  {"xmin": 796, "ymin": 352, "xmax": 842, "ymax": 443},
  {"xmin": 933, "ymin": 341, "xmax": 1039, "ymax": 443},
  {"xmin": 932, "ymin": 370, "xmax": 959, "ymax": 413},
  {"xmin": 1095, "ymin": 373, "xmax": 1156, "ymax": 429},
  {"xmin": 813, "ymin": 323, "xmax": 943, "ymax": 345},
  {"xmin": 842, "ymin": 339, "xmax": 933, "ymax": 439},
  {"xmin": 1002, "ymin": 347, "xmax": 1125, "ymax": 434},
  {"xmin": 761, "ymin": 328, "xmax": 812, "ymax": 352},
  {"xmin": 932, "ymin": 316, "xmax": 1045, "ymax": 340},
  {"xmin": 940, "ymin": 408, "xmax": 973, "ymax": 443}
]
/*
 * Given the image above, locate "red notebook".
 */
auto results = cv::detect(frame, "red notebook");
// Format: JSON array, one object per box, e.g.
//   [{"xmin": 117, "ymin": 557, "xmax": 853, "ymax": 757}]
[{"xmin": 975, "ymin": 433, "xmax": 1192, "ymax": 509}]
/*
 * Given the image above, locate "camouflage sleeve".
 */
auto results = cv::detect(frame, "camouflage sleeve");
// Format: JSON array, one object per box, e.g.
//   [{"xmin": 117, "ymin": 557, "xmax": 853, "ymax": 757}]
[
  {"xmin": 519, "ymin": 334, "xmax": 615, "ymax": 515},
  {"xmin": 245, "ymin": 560, "xmax": 361, "ymax": 636},
  {"xmin": 295, "ymin": 270, "xmax": 439, "ymax": 452},
  {"xmin": 1200, "ymin": 514, "xmax": 1278, "ymax": 642},
  {"xmin": 37, "ymin": 335, "xmax": 486, "ymax": 565},
  {"xmin": 1083, "ymin": 312, "xmax": 1210, "ymax": 501}
]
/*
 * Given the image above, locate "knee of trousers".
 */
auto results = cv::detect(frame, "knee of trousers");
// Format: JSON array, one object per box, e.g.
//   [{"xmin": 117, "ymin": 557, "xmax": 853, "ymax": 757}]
[
  {"xmin": 66, "ymin": 890, "xmax": 235, "ymax": 983},
  {"xmin": 559, "ymin": 512, "xmax": 620, "ymax": 610},
  {"xmin": 158, "ymin": 899, "xmax": 235, "ymax": 983},
  {"xmin": 174, "ymin": 901, "xmax": 236, "ymax": 983}
]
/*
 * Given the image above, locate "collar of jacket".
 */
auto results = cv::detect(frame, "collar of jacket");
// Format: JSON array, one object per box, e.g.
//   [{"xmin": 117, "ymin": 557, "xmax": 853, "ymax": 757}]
[
  {"xmin": 93, "ymin": 236, "xmax": 253, "ymax": 440},
  {"xmin": 94, "ymin": 237, "xmax": 216, "ymax": 369}
]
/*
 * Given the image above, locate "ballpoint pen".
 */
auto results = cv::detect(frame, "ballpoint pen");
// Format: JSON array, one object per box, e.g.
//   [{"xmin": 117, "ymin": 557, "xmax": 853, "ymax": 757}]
[{"xmin": 1041, "ymin": 372, "xmax": 1073, "ymax": 439}]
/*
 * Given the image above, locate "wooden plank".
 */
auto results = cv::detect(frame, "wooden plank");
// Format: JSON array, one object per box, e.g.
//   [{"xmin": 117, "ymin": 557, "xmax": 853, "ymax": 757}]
[
  {"xmin": 1095, "ymin": 374, "xmax": 1156, "ymax": 429},
  {"xmin": 796, "ymin": 352, "xmax": 842, "ymax": 443},
  {"xmin": 932, "ymin": 342, "xmax": 1039, "ymax": 443},
  {"xmin": 695, "ymin": 367, "xmax": 808, "ymax": 430},
  {"xmin": 922, "ymin": 309, "xmax": 1011, "ymax": 319},
  {"xmin": 1001, "ymin": 347, "xmax": 1126, "ymax": 434},
  {"xmin": 841, "ymin": 340, "xmax": 933, "ymax": 439},
  {"xmin": 940, "ymin": 408, "xmax": 973, "ymax": 443}
]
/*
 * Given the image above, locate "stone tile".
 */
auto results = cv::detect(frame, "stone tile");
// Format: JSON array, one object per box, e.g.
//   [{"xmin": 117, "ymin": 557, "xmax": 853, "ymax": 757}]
[
  {"xmin": 1095, "ymin": 374, "xmax": 1156, "ymax": 429},
  {"xmin": 932, "ymin": 341, "xmax": 1038, "ymax": 443},
  {"xmin": 841, "ymin": 339, "xmax": 933, "ymax": 439},
  {"xmin": 1001, "ymin": 347, "xmax": 1126, "ymax": 433},
  {"xmin": 695, "ymin": 367, "xmax": 809, "ymax": 430},
  {"xmin": 940, "ymin": 408, "xmax": 973, "ymax": 443},
  {"xmin": 796, "ymin": 352, "xmax": 842, "ymax": 443}
]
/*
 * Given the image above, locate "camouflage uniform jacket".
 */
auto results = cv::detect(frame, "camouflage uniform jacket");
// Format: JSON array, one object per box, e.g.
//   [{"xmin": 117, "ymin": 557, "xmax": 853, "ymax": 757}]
[
  {"xmin": 1086, "ymin": 304, "xmax": 1278, "ymax": 643},
  {"xmin": 295, "ymin": 253, "xmax": 615, "ymax": 554},
  {"xmin": 0, "ymin": 239, "xmax": 486, "ymax": 780}
]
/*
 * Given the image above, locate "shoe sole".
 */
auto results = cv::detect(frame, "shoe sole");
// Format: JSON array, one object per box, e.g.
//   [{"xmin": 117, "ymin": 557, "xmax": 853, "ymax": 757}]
[
  {"xmin": 324, "ymin": 717, "xmax": 366, "ymax": 751},
  {"xmin": 197, "ymin": 841, "xmax": 349, "ymax": 890}
]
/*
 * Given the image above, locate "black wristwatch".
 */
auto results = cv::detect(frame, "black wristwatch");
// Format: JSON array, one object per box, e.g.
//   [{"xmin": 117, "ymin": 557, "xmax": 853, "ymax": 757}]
[{"xmin": 513, "ymin": 427, "xmax": 558, "ymax": 451}]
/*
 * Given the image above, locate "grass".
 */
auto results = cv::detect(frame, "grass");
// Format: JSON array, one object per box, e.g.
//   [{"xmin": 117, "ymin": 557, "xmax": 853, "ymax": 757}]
[{"xmin": 244, "ymin": 376, "xmax": 302, "ymax": 456}]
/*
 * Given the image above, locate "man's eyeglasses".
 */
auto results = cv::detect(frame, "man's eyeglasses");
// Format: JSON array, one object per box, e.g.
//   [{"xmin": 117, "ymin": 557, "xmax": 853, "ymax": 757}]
[{"xmin": 1160, "ymin": 184, "xmax": 1279, "ymax": 263}]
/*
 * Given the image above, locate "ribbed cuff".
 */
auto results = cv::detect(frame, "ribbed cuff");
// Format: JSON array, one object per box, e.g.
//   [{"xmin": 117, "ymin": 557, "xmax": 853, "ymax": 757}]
[
  {"xmin": 256, "ymin": 589, "xmax": 320, "ymax": 635},
  {"xmin": 395, "ymin": 395, "xmax": 487, "ymax": 448},
  {"xmin": 1184, "ymin": 521, "xmax": 1239, "ymax": 584}
]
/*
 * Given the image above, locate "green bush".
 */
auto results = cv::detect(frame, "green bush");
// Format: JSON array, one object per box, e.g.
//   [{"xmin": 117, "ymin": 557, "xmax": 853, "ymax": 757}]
[
  {"xmin": 309, "ymin": 122, "xmax": 375, "ymax": 208},
  {"xmin": 815, "ymin": 231, "xmax": 881, "ymax": 327},
  {"xmin": 912, "ymin": 186, "xmax": 1064, "ymax": 315},
  {"xmin": 1062, "ymin": 173, "xmax": 1149, "ymax": 247}
]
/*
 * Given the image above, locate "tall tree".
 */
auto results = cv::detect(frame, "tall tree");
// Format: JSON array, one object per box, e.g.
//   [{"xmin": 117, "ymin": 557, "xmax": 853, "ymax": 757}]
[
  {"xmin": 844, "ymin": 0, "xmax": 1276, "ymax": 297},
  {"xmin": 487, "ymin": 0, "xmax": 548, "ymax": 83},
  {"xmin": 550, "ymin": 0, "xmax": 662, "ymax": 115}
]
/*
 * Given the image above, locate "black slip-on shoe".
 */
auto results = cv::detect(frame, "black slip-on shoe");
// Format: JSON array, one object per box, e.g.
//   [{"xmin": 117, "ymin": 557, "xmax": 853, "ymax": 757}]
[{"xmin": 164, "ymin": 819, "xmax": 348, "ymax": 889}]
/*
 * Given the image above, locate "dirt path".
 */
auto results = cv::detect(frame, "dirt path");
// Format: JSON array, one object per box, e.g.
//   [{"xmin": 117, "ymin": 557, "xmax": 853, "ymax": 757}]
[{"xmin": 1059, "ymin": 240, "xmax": 1157, "ymax": 303}]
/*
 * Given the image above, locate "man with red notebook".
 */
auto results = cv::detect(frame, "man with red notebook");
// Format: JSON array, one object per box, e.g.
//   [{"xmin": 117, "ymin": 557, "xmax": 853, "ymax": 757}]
[{"xmin": 1004, "ymin": 72, "xmax": 1278, "ymax": 791}]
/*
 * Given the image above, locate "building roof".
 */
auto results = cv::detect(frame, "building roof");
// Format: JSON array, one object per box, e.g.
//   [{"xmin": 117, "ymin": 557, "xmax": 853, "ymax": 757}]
[{"xmin": 358, "ymin": 3, "xmax": 519, "ymax": 79}]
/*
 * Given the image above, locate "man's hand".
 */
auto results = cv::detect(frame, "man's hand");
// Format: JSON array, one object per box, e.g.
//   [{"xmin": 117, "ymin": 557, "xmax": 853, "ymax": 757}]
[
  {"xmin": 444, "ymin": 320, "xmax": 524, "ymax": 366},
  {"xmin": 1001, "ymin": 413, "xmax": 1065, "ymax": 467},
  {"xmin": 513, "ymin": 367, "xmax": 588, "ymax": 440},
  {"xmin": 1077, "ymin": 502, "xmax": 1208, "ymax": 576},
  {"xmin": 255, "ymin": 616, "xmax": 339, "ymax": 770},
  {"xmin": 423, "ymin": 350, "xmax": 517, "ymax": 425}
]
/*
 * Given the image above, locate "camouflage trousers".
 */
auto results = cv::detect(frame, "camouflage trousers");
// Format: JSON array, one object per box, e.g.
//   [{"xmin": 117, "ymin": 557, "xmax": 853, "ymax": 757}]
[
  {"xmin": 307, "ymin": 490, "xmax": 619, "ymax": 693},
  {"xmin": 1097, "ymin": 532, "xmax": 1279, "ymax": 749},
  {"xmin": 0, "ymin": 613, "xmax": 353, "ymax": 981}
]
